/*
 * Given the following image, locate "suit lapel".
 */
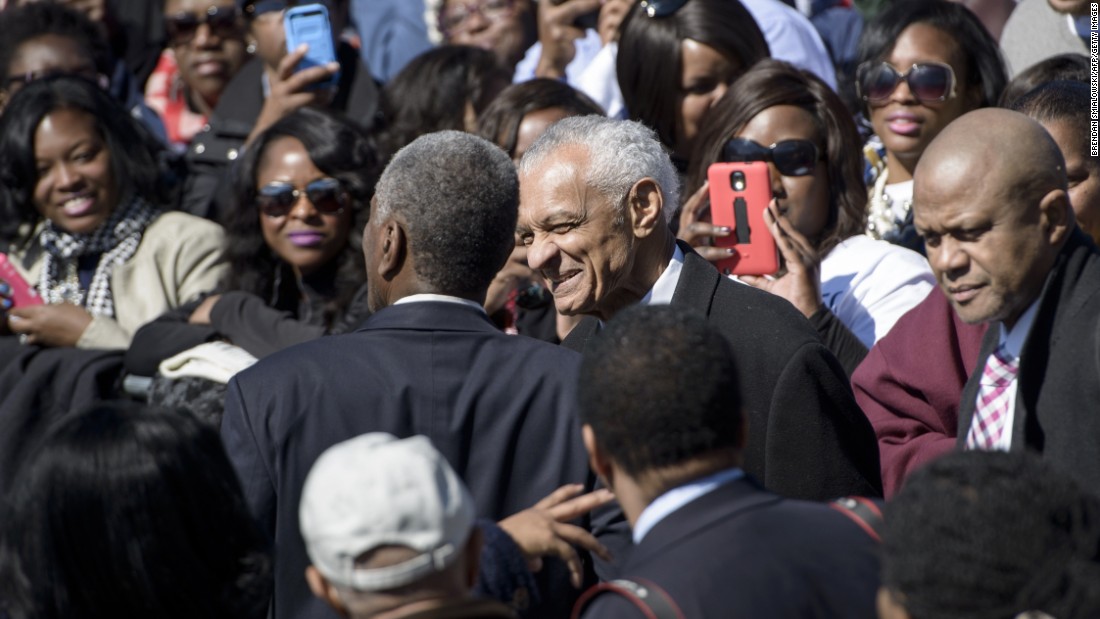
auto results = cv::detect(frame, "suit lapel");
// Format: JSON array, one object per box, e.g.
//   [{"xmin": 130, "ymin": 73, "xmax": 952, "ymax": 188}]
[{"xmin": 670, "ymin": 242, "xmax": 720, "ymax": 318}]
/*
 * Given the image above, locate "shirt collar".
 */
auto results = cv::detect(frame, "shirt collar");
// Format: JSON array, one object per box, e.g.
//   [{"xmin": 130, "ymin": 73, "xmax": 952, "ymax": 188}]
[
  {"xmin": 632, "ymin": 467, "xmax": 745, "ymax": 544},
  {"xmin": 999, "ymin": 297, "xmax": 1041, "ymax": 360},
  {"xmin": 392, "ymin": 294, "xmax": 486, "ymax": 313},
  {"xmin": 639, "ymin": 244, "xmax": 685, "ymax": 306}
]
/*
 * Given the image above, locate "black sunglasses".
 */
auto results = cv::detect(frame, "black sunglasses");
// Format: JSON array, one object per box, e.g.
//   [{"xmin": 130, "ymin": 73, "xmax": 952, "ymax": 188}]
[
  {"xmin": 165, "ymin": 5, "xmax": 243, "ymax": 46},
  {"xmin": 856, "ymin": 61, "xmax": 957, "ymax": 104},
  {"xmin": 639, "ymin": 0, "xmax": 689, "ymax": 17},
  {"xmin": 722, "ymin": 138, "xmax": 820, "ymax": 177},
  {"xmin": 256, "ymin": 178, "xmax": 347, "ymax": 218}
]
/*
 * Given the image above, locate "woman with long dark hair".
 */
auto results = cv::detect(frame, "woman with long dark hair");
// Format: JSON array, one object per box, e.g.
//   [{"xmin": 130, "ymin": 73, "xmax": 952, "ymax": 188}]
[
  {"xmin": 0, "ymin": 76, "xmax": 224, "ymax": 349},
  {"xmin": 0, "ymin": 400, "xmax": 271, "ymax": 619},
  {"xmin": 686, "ymin": 60, "xmax": 934, "ymax": 372},
  {"xmin": 125, "ymin": 106, "xmax": 378, "ymax": 376},
  {"xmin": 616, "ymin": 0, "xmax": 769, "ymax": 168},
  {"xmin": 857, "ymin": 0, "xmax": 1007, "ymax": 250}
]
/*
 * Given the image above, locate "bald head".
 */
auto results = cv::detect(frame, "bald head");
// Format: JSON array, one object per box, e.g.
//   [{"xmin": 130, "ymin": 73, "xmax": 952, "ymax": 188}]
[
  {"xmin": 913, "ymin": 108, "xmax": 1074, "ymax": 329},
  {"xmin": 916, "ymin": 109, "xmax": 1067, "ymax": 212}
]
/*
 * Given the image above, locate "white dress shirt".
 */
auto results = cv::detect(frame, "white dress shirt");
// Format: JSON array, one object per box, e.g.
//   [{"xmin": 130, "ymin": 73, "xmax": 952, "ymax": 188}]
[
  {"xmin": 393, "ymin": 293, "xmax": 486, "ymax": 313},
  {"xmin": 632, "ymin": 467, "xmax": 746, "ymax": 543}
]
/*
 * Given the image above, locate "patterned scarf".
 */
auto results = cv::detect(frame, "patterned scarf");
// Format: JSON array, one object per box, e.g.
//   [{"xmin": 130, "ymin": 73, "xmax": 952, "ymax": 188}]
[{"xmin": 37, "ymin": 196, "xmax": 159, "ymax": 318}]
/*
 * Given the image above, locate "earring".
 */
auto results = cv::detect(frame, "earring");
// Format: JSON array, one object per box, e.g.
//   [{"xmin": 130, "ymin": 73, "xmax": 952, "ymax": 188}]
[{"xmin": 246, "ymin": 41, "xmax": 257, "ymax": 54}]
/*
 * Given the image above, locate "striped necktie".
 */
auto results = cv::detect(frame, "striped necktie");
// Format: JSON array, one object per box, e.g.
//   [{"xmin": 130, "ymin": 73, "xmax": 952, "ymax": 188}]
[{"xmin": 965, "ymin": 344, "xmax": 1019, "ymax": 450}]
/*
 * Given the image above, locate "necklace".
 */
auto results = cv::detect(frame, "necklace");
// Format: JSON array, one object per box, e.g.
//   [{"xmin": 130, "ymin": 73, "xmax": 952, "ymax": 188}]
[{"xmin": 866, "ymin": 166, "xmax": 912, "ymax": 241}]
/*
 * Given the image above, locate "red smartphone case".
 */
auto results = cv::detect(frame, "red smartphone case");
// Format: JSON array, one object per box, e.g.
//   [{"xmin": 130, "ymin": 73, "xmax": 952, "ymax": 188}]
[
  {"xmin": 0, "ymin": 253, "xmax": 44, "ymax": 308},
  {"xmin": 706, "ymin": 161, "xmax": 779, "ymax": 276}
]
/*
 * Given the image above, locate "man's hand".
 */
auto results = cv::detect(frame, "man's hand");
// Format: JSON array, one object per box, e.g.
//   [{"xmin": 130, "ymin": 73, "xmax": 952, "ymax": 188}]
[
  {"xmin": 189, "ymin": 294, "xmax": 222, "ymax": 325},
  {"xmin": 247, "ymin": 45, "xmax": 339, "ymax": 145},
  {"xmin": 535, "ymin": 0, "xmax": 602, "ymax": 79},
  {"xmin": 677, "ymin": 181, "xmax": 736, "ymax": 263},
  {"xmin": 8, "ymin": 303, "xmax": 94, "ymax": 347},
  {"xmin": 499, "ymin": 484, "xmax": 614, "ymax": 588},
  {"xmin": 597, "ymin": 0, "xmax": 632, "ymax": 45},
  {"xmin": 741, "ymin": 199, "xmax": 824, "ymax": 317}
]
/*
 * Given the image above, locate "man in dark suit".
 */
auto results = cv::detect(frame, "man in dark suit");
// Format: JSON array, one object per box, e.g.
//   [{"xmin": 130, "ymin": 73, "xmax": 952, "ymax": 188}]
[
  {"xmin": 515, "ymin": 116, "xmax": 881, "ymax": 502},
  {"xmin": 574, "ymin": 305, "xmax": 880, "ymax": 618},
  {"xmin": 222, "ymin": 131, "xmax": 597, "ymax": 619},
  {"xmin": 912, "ymin": 108, "xmax": 1100, "ymax": 498}
]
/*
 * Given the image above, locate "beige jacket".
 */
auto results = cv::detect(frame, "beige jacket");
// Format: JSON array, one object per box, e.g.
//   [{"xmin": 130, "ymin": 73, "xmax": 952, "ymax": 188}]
[{"xmin": 9, "ymin": 211, "xmax": 226, "ymax": 349}]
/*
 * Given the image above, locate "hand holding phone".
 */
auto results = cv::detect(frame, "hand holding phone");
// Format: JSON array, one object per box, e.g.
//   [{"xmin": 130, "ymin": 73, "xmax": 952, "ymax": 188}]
[
  {"xmin": 706, "ymin": 161, "xmax": 779, "ymax": 276},
  {"xmin": 0, "ymin": 253, "xmax": 43, "ymax": 312},
  {"xmin": 283, "ymin": 4, "xmax": 340, "ymax": 90},
  {"xmin": 739, "ymin": 200, "xmax": 826, "ymax": 318}
]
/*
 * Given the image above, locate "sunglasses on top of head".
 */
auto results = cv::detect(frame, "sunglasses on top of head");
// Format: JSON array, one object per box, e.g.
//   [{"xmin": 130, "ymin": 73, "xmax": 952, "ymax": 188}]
[
  {"xmin": 165, "ymin": 5, "xmax": 243, "ymax": 46},
  {"xmin": 721, "ymin": 138, "xmax": 821, "ymax": 177},
  {"xmin": 256, "ymin": 178, "xmax": 347, "ymax": 218},
  {"xmin": 638, "ymin": 0, "xmax": 689, "ymax": 17},
  {"xmin": 856, "ymin": 61, "xmax": 958, "ymax": 104}
]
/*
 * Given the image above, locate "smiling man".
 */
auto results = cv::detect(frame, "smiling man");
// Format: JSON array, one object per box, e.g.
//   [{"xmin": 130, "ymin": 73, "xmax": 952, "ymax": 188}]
[
  {"xmin": 912, "ymin": 108, "xmax": 1100, "ymax": 496},
  {"xmin": 516, "ymin": 116, "xmax": 882, "ymax": 505}
]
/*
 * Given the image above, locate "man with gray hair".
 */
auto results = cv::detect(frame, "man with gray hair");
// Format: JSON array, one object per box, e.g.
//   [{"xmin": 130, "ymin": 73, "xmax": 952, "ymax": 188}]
[
  {"xmin": 223, "ymin": 131, "xmax": 604, "ymax": 619},
  {"xmin": 517, "ymin": 116, "xmax": 882, "ymax": 508}
]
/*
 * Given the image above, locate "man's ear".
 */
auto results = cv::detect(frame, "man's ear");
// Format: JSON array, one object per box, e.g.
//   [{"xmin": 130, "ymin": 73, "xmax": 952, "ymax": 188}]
[
  {"xmin": 377, "ymin": 219, "xmax": 408, "ymax": 281},
  {"xmin": 627, "ymin": 178, "xmax": 665, "ymax": 239},
  {"xmin": 583, "ymin": 424, "xmax": 614, "ymax": 488},
  {"xmin": 1038, "ymin": 188, "xmax": 1073, "ymax": 246},
  {"xmin": 306, "ymin": 565, "xmax": 350, "ymax": 618}
]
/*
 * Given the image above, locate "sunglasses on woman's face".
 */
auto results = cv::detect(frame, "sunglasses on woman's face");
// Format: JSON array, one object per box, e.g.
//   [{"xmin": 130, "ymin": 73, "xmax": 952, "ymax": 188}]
[
  {"xmin": 165, "ymin": 5, "xmax": 243, "ymax": 47},
  {"xmin": 856, "ymin": 61, "xmax": 957, "ymax": 104},
  {"xmin": 256, "ymin": 178, "xmax": 347, "ymax": 218},
  {"xmin": 722, "ymin": 138, "xmax": 820, "ymax": 177}
]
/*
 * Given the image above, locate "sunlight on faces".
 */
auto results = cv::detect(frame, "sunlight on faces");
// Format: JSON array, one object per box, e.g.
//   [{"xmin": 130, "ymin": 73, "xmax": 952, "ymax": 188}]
[
  {"xmin": 734, "ymin": 105, "xmax": 830, "ymax": 243},
  {"xmin": 256, "ymin": 136, "xmax": 352, "ymax": 277},
  {"xmin": 1041, "ymin": 118, "xmax": 1100, "ymax": 245},
  {"xmin": 517, "ymin": 146, "xmax": 634, "ymax": 319},
  {"xmin": 513, "ymin": 107, "xmax": 571, "ymax": 163},
  {"xmin": 441, "ymin": 0, "xmax": 531, "ymax": 68},
  {"xmin": 913, "ymin": 158, "xmax": 1059, "ymax": 329},
  {"xmin": 165, "ymin": 0, "xmax": 247, "ymax": 108},
  {"xmin": 33, "ymin": 108, "xmax": 119, "ymax": 236},
  {"xmin": 868, "ymin": 23, "xmax": 979, "ymax": 173},
  {"xmin": 676, "ymin": 39, "xmax": 740, "ymax": 159},
  {"xmin": 6, "ymin": 34, "xmax": 100, "ymax": 95}
]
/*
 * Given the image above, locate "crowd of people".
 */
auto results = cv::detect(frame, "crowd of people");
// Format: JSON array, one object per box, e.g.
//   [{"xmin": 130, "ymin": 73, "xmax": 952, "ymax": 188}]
[{"xmin": 0, "ymin": 0, "xmax": 1098, "ymax": 617}]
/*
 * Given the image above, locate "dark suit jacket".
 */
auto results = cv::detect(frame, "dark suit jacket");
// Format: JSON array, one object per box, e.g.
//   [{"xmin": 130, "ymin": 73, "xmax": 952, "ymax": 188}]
[
  {"xmin": 564, "ymin": 246, "xmax": 883, "ymax": 501},
  {"xmin": 854, "ymin": 287, "xmax": 987, "ymax": 498},
  {"xmin": 222, "ymin": 302, "xmax": 591, "ymax": 619},
  {"xmin": 956, "ymin": 231, "xmax": 1100, "ymax": 497},
  {"xmin": 579, "ymin": 476, "xmax": 880, "ymax": 618}
]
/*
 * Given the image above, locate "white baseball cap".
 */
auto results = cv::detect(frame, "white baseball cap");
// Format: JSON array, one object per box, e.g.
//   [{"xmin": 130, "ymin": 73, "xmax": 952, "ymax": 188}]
[{"xmin": 299, "ymin": 433, "xmax": 476, "ymax": 591}]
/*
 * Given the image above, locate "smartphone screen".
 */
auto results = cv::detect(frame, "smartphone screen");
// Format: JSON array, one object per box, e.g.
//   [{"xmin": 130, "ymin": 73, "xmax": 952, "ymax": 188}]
[
  {"xmin": 284, "ymin": 4, "xmax": 339, "ymax": 89},
  {"xmin": 706, "ymin": 161, "xmax": 779, "ymax": 276}
]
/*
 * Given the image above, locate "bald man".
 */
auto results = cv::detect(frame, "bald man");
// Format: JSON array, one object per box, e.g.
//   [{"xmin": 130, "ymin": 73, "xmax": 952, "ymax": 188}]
[{"xmin": 912, "ymin": 107, "xmax": 1100, "ymax": 497}]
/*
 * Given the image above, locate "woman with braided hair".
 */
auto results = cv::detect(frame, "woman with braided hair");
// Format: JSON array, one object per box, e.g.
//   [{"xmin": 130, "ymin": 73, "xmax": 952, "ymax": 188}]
[{"xmin": 0, "ymin": 76, "xmax": 224, "ymax": 349}]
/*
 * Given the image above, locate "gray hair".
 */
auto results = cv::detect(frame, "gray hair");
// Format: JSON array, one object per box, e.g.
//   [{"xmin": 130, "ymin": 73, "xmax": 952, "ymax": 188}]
[
  {"xmin": 374, "ymin": 130, "xmax": 519, "ymax": 295},
  {"xmin": 518, "ymin": 116, "xmax": 680, "ymax": 223}
]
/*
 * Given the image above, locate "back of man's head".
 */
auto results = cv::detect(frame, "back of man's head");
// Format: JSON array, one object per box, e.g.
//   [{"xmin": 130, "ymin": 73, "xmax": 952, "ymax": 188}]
[
  {"xmin": 578, "ymin": 305, "xmax": 743, "ymax": 479},
  {"xmin": 299, "ymin": 433, "xmax": 478, "ymax": 618},
  {"xmin": 373, "ymin": 130, "xmax": 519, "ymax": 297},
  {"xmin": 880, "ymin": 451, "xmax": 1100, "ymax": 619}
]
